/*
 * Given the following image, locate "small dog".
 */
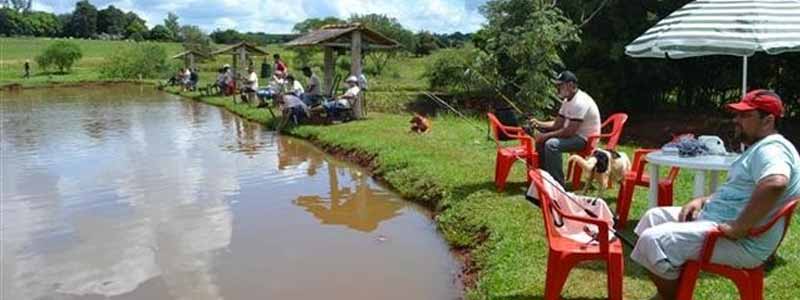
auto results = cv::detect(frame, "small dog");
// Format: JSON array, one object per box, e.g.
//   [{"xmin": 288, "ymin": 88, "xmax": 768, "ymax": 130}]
[
  {"xmin": 568, "ymin": 149, "xmax": 631, "ymax": 195},
  {"xmin": 409, "ymin": 113, "xmax": 431, "ymax": 134}
]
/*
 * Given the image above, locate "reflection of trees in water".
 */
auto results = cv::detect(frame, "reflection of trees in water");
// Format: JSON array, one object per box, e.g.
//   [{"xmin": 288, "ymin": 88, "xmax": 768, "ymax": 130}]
[
  {"xmin": 219, "ymin": 113, "xmax": 267, "ymax": 157},
  {"xmin": 1, "ymin": 95, "xmax": 236, "ymax": 300},
  {"xmin": 277, "ymin": 136, "xmax": 324, "ymax": 176},
  {"xmin": 294, "ymin": 163, "xmax": 404, "ymax": 232}
]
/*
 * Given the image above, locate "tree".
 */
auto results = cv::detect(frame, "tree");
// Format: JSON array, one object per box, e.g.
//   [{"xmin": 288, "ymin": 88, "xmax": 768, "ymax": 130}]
[
  {"xmin": 476, "ymin": 0, "xmax": 580, "ymax": 113},
  {"xmin": 24, "ymin": 11, "xmax": 62, "ymax": 36},
  {"xmin": 0, "ymin": 7, "xmax": 25, "ymax": 35},
  {"xmin": 413, "ymin": 31, "xmax": 441, "ymax": 56},
  {"xmin": 149, "ymin": 24, "xmax": 171, "ymax": 41},
  {"xmin": 164, "ymin": 12, "xmax": 180, "ymax": 41},
  {"xmin": 180, "ymin": 25, "xmax": 212, "ymax": 57},
  {"xmin": 97, "ymin": 5, "xmax": 126, "ymax": 35},
  {"xmin": 210, "ymin": 29, "xmax": 244, "ymax": 44},
  {"xmin": 124, "ymin": 11, "xmax": 147, "ymax": 38},
  {"xmin": 347, "ymin": 14, "xmax": 415, "ymax": 75},
  {"xmin": 35, "ymin": 41, "xmax": 82, "ymax": 73},
  {"xmin": 66, "ymin": 0, "xmax": 97, "ymax": 38},
  {"xmin": 100, "ymin": 44, "xmax": 175, "ymax": 79},
  {"xmin": 1, "ymin": 0, "xmax": 31, "ymax": 13},
  {"xmin": 292, "ymin": 17, "xmax": 345, "ymax": 33}
]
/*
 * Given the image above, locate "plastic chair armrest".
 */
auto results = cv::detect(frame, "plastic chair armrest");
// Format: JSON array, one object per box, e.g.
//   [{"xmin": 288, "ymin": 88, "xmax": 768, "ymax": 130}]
[
  {"xmin": 700, "ymin": 228, "xmax": 724, "ymax": 264},
  {"xmin": 748, "ymin": 199, "xmax": 799, "ymax": 236}
]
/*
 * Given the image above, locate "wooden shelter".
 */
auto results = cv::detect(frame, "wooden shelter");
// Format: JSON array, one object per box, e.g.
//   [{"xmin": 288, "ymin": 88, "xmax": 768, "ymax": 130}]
[
  {"xmin": 171, "ymin": 50, "xmax": 209, "ymax": 70},
  {"xmin": 285, "ymin": 23, "xmax": 400, "ymax": 119},
  {"xmin": 210, "ymin": 42, "xmax": 270, "ymax": 92}
]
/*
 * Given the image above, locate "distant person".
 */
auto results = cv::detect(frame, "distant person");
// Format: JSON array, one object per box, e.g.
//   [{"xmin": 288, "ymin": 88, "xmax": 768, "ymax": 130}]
[
  {"xmin": 323, "ymin": 75, "xmax": 360, "ymax": 118},
  {"xmin": 23, "ymin": 60, "xmax": 30, "ymax": 78},
  {"xmin": 188, "ymin": 68, "xmax": 199, "ymax": 91},
  {"xmin": 274, "ymin": 54, "xmax": 287, "ymax": 76},
  {"xmin": 215, "ymin": 68, "xmax": 226, "ymax": 93},
  {"xmin": 241, "ymin": 66, "xmax": 258, "ymax": 104},
  {"xmin": 531, "ymin": 70, "xmax": 601, "ymax": 187},
  {"xmin": 301, "ymin": 66, "xmax": 322, "ymax": 106},
  {"xmin": 285, "ymin": 75, "xmax": 304, "ymax": 97},
  {"xmin": 260, "ymin": 58, "xmax": 271, "ymax": 80}
]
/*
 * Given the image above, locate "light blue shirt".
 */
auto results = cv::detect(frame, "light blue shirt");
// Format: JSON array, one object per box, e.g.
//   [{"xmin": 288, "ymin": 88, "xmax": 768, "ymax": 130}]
[{"xmin": 699, "ymin": 134, "xmax": 800, "ymax": 260}]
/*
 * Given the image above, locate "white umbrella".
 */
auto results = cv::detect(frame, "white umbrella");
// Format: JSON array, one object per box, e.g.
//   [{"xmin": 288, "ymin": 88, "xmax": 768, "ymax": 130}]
[{"xmin": 625, "ymin": 0, "xmax": 800, "ymax": 95}]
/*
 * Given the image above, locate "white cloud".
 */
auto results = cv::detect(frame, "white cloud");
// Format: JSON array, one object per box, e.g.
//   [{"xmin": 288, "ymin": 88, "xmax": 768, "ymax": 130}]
[{"xmin": 31, "ymin": 0, "xmax": 487, "ymax": 33}]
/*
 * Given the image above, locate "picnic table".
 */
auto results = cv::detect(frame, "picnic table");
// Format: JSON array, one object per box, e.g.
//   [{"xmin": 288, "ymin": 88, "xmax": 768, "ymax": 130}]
[{"xmin": 645, "ymin": 150, "xmax": 740, "ymax": 207}]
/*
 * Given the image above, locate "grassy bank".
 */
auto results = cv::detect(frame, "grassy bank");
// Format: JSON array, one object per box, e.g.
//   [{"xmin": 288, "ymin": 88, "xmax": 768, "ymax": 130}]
[
  {"xmin": 287, "ymin": 115, "xmax": 800, "ymax": 300},
  {"xmin": 157, "ymin": 84, "xmax": 799, "ymax": 299}
]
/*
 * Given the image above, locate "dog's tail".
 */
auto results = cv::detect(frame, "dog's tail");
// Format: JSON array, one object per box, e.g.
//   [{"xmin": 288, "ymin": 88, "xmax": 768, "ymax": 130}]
[{"xmin": 568, "ymin": 154, "xmax": 597, "ymax": 172}]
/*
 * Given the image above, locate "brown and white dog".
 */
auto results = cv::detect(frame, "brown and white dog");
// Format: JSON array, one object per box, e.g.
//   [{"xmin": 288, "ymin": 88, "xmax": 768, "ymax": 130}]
[
  {"xmin": 567, "ymin": 149, "xmax": 631, "ymax": 195},
  {"xmin": 409, "ymin": 113, "xmax": 432, "ymax": 134}
]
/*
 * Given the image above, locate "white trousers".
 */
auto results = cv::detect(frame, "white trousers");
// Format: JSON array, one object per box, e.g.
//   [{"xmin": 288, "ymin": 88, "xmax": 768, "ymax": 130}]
[{"xmin": 630, "ymin": 207, "xmax": 762, "ymax": 280}]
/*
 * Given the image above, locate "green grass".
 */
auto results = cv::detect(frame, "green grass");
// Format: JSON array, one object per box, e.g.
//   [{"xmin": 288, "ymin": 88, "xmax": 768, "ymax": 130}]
[
  {"xmin": 0, "ymin": 37, "xmax": 184, "ymax": 86},
  {"xmin": 281, "ymin": 114, "xmax": 799, "ymax": 300}
]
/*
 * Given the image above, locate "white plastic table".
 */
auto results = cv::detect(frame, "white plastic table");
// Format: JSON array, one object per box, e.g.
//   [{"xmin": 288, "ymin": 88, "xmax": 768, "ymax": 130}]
[{"xmin": 645, "ymin": 151, "xmax": 740, "ymax": 207}]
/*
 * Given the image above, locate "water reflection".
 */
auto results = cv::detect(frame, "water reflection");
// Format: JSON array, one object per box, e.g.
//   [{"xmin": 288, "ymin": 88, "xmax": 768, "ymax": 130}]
[
  {"xmin": 294, "ymin": 164, "xmax": 404, "ymax": 232},
  {"xmin": 1, "ymin": 85, "xmax": 460, "ymax": 300}
]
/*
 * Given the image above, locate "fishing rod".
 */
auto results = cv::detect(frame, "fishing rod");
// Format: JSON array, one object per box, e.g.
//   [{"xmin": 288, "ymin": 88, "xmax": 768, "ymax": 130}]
[
  {"xmin": 464, "ymin": 68, "xmax": 526, "ymax": 115},
  {"xmin": 523, "ymin": 155, "xmax": 636, "ymax": 248},
  {"xmin": 421, "ymin": 92, "xmax": 487, "ymax": 134}
]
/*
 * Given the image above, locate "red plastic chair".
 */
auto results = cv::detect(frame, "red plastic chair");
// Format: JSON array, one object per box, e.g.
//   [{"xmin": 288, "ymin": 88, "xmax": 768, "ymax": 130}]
[
  {"xmin": 528, "ymin": 170, "xmax": 624, "ymax": 300},
  {"xmin": 487, "ymin": 113, "xmax": 538, "ymax": 192},
  {"xmin": 566, "ymin": 113, "xmax": 628, "ymax": 190},
  {"xmin": 676, "ymin": 198, "xmax": 800, "ymax": 300},
  {"xmin": 615, "ymin": 148, "xmax": 681, "ymax": 229}
]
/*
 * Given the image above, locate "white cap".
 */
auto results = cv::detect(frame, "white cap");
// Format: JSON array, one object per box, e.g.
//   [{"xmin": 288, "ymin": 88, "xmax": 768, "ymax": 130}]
[
  {"xmin": 346, "ymin": 75, "xmax": 358, "ymax": 83},
  {"xmin": 223, "ymin": 64, "xmax": 230, "ymax": 68}
]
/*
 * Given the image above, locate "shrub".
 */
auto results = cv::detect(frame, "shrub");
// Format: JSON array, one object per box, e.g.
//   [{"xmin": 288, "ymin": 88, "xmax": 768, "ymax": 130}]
[
  {"xmin": 423, "ymin": 47, "xmax": 482, "ymax": 93},
  {"xmin": 35, "ymin": 41, "xmax": 83, "ymax": 73},
  {"xmin": 99, "ymin": 44, "xmax": 177, "ymax": 79}
]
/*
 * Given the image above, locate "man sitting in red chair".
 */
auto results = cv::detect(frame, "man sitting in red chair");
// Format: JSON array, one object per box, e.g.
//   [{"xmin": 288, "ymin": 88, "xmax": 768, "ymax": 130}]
[
  {"xmin": 631, "ymin": 90, "xmax": 800, "ymax": 300},
  {"xmin": 532, "ymin": 70, "xmax": 601, "ymax": 187}
]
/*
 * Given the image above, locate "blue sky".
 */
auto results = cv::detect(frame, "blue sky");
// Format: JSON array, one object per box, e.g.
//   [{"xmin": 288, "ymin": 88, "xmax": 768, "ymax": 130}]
[{"xmin": 32, "ymin": 0, "xmax": 488, "ymax": 34}]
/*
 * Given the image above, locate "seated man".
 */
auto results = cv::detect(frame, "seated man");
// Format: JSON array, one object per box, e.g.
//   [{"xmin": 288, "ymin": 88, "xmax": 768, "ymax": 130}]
[
  {"xmin": 276, "ymin": 93, "xmax": 309, "ymax": 125},
  {"xmin": 301, "ymin": 66, "xmax": 323, "ymax": 106},
  {"xmin": 533, "ymin": 70, "xmax": 601, "ymax": 187},
  {"xmin": 285, "ymin": 75, "xmax": 304, "ymax": 97},
  {"xmin": 631, "ymin": 90, "xmax": 799, "ymax": 300},
  {"xmin": 240, "ymin": 66, "xmax": 259, "ymax": 104},
  {"xmin": 322, "ymin": 75, "xmax": 360, "ymax": 120}
]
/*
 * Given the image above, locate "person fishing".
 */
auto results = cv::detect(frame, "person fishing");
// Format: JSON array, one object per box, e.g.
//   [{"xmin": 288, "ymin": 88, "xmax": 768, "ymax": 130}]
[{"xmin": 531, "ymin": 71, "xmax": 601, "ymax": 188}]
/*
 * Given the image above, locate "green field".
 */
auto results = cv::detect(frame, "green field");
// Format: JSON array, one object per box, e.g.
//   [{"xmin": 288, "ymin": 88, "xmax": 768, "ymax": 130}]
[{"xmin": 5, "ymin": 38, "xmax": 800, "ymax": 300}]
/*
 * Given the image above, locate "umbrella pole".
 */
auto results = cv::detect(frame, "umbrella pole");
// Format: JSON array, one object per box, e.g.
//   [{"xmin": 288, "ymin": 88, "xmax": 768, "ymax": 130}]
[{"xmin": 742, "ymin": 56, "xmax": 748, "ymax": 96}]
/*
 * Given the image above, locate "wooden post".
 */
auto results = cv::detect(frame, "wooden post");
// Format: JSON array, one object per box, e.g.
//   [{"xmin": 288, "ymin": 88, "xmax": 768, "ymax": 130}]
[
  {"xmin": 350, "ymin": 30, "xmax": 363, "ymax": 119},
  {"xmin": 324, "ymin": 47, "xmax": 334, "ymax": 97},
  {"xmin": 232, "ymin": 53, "xmax": 238, "ymax": 102},
  {"xmin": 188, "ymin": 53, "xmax": 195, "ymax": 70}
]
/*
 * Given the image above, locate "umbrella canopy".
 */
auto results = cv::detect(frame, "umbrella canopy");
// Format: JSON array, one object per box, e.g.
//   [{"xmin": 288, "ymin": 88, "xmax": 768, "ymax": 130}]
[
  {"xmin": 625, "ymin": 0, "xmax": 800, "ymax": 95},
  {"xmin": 626, "ymin": 0, "xmax": 800, "ymax": 58}
]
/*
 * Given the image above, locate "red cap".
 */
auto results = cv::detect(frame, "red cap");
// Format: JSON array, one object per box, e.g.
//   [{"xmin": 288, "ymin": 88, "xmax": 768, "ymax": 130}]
[{"xmin": 726, "ymin": 89, "xmax": 784, "ymax": 118}]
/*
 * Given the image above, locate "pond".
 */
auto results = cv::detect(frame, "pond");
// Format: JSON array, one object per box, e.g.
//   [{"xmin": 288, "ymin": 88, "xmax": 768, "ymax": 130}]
[{"xmin": 0, "ymin": 84, "xmax": 461, "ymax": 300}]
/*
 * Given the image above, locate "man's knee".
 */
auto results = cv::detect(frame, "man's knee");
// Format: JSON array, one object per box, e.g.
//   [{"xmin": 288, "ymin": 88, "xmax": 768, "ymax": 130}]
[{"xmin": 544, "ymin": 138, "xmax": 561, "ymax": 152}]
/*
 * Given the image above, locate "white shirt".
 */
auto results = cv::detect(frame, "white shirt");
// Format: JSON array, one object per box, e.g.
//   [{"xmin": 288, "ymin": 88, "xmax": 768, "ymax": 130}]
[
  {"xmin": 344, "ymin": 85, "xmax": 360, "ymax": 98},
  {"xmin": 558, "ymin": 89, "xmax": 600, "ymax": 139},
  {"xmin": 248, "ymin": 72, "xmax": 258, "ymax": 90},
  {"xmin": 289, "ymin": 80, "xmax": 304, "ymax": 96}
]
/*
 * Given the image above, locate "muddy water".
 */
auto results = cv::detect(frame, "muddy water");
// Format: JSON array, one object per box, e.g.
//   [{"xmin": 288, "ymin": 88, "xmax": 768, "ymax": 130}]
[{"xmin": 1, "ymin": 85, "xmax": 461, "ymax": 300}]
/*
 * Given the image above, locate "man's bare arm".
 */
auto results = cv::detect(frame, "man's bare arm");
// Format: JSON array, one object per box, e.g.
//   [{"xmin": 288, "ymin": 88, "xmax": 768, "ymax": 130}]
[{"xmin": 720, "ymin": 174, "xmax": 788, "ymax": 239}]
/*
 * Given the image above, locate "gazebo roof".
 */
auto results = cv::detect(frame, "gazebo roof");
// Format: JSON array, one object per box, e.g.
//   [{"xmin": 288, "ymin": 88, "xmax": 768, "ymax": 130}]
[
  {"xmin": 170, "ymin": 50, "xmax": 210, "ymax": 59},
  {"xmin": 285, "ymin": 23, "xmax": 400, "ymax": 49},
  {"xmin": 210, "ymin": 42, "xmax": 270, "ymax": 56}
]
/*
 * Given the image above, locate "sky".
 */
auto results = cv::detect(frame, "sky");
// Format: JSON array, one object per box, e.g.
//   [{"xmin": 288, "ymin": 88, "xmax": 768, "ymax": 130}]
[{"xmin": 32, "ymin": 0, "xmax": 488, "ymax": 34}]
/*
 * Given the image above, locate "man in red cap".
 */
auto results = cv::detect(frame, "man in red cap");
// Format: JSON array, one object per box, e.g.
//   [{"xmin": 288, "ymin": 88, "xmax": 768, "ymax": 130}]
[{"xmin": 630, "ymin": 89, "xmax": 799, "ymax": 300}]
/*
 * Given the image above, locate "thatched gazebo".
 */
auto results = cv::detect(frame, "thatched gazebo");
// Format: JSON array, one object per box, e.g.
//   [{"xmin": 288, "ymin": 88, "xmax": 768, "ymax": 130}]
[
  {"xmin": 285, "ymin": 23, "xmax": 400, "ymax": 119},
  {"xmin": 171, "ymin": 50, "xmax": 209, "ymax": 70},
  {"xmin": 210, "ymin": 42, "xmax": 270, "ymax": 93}
]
